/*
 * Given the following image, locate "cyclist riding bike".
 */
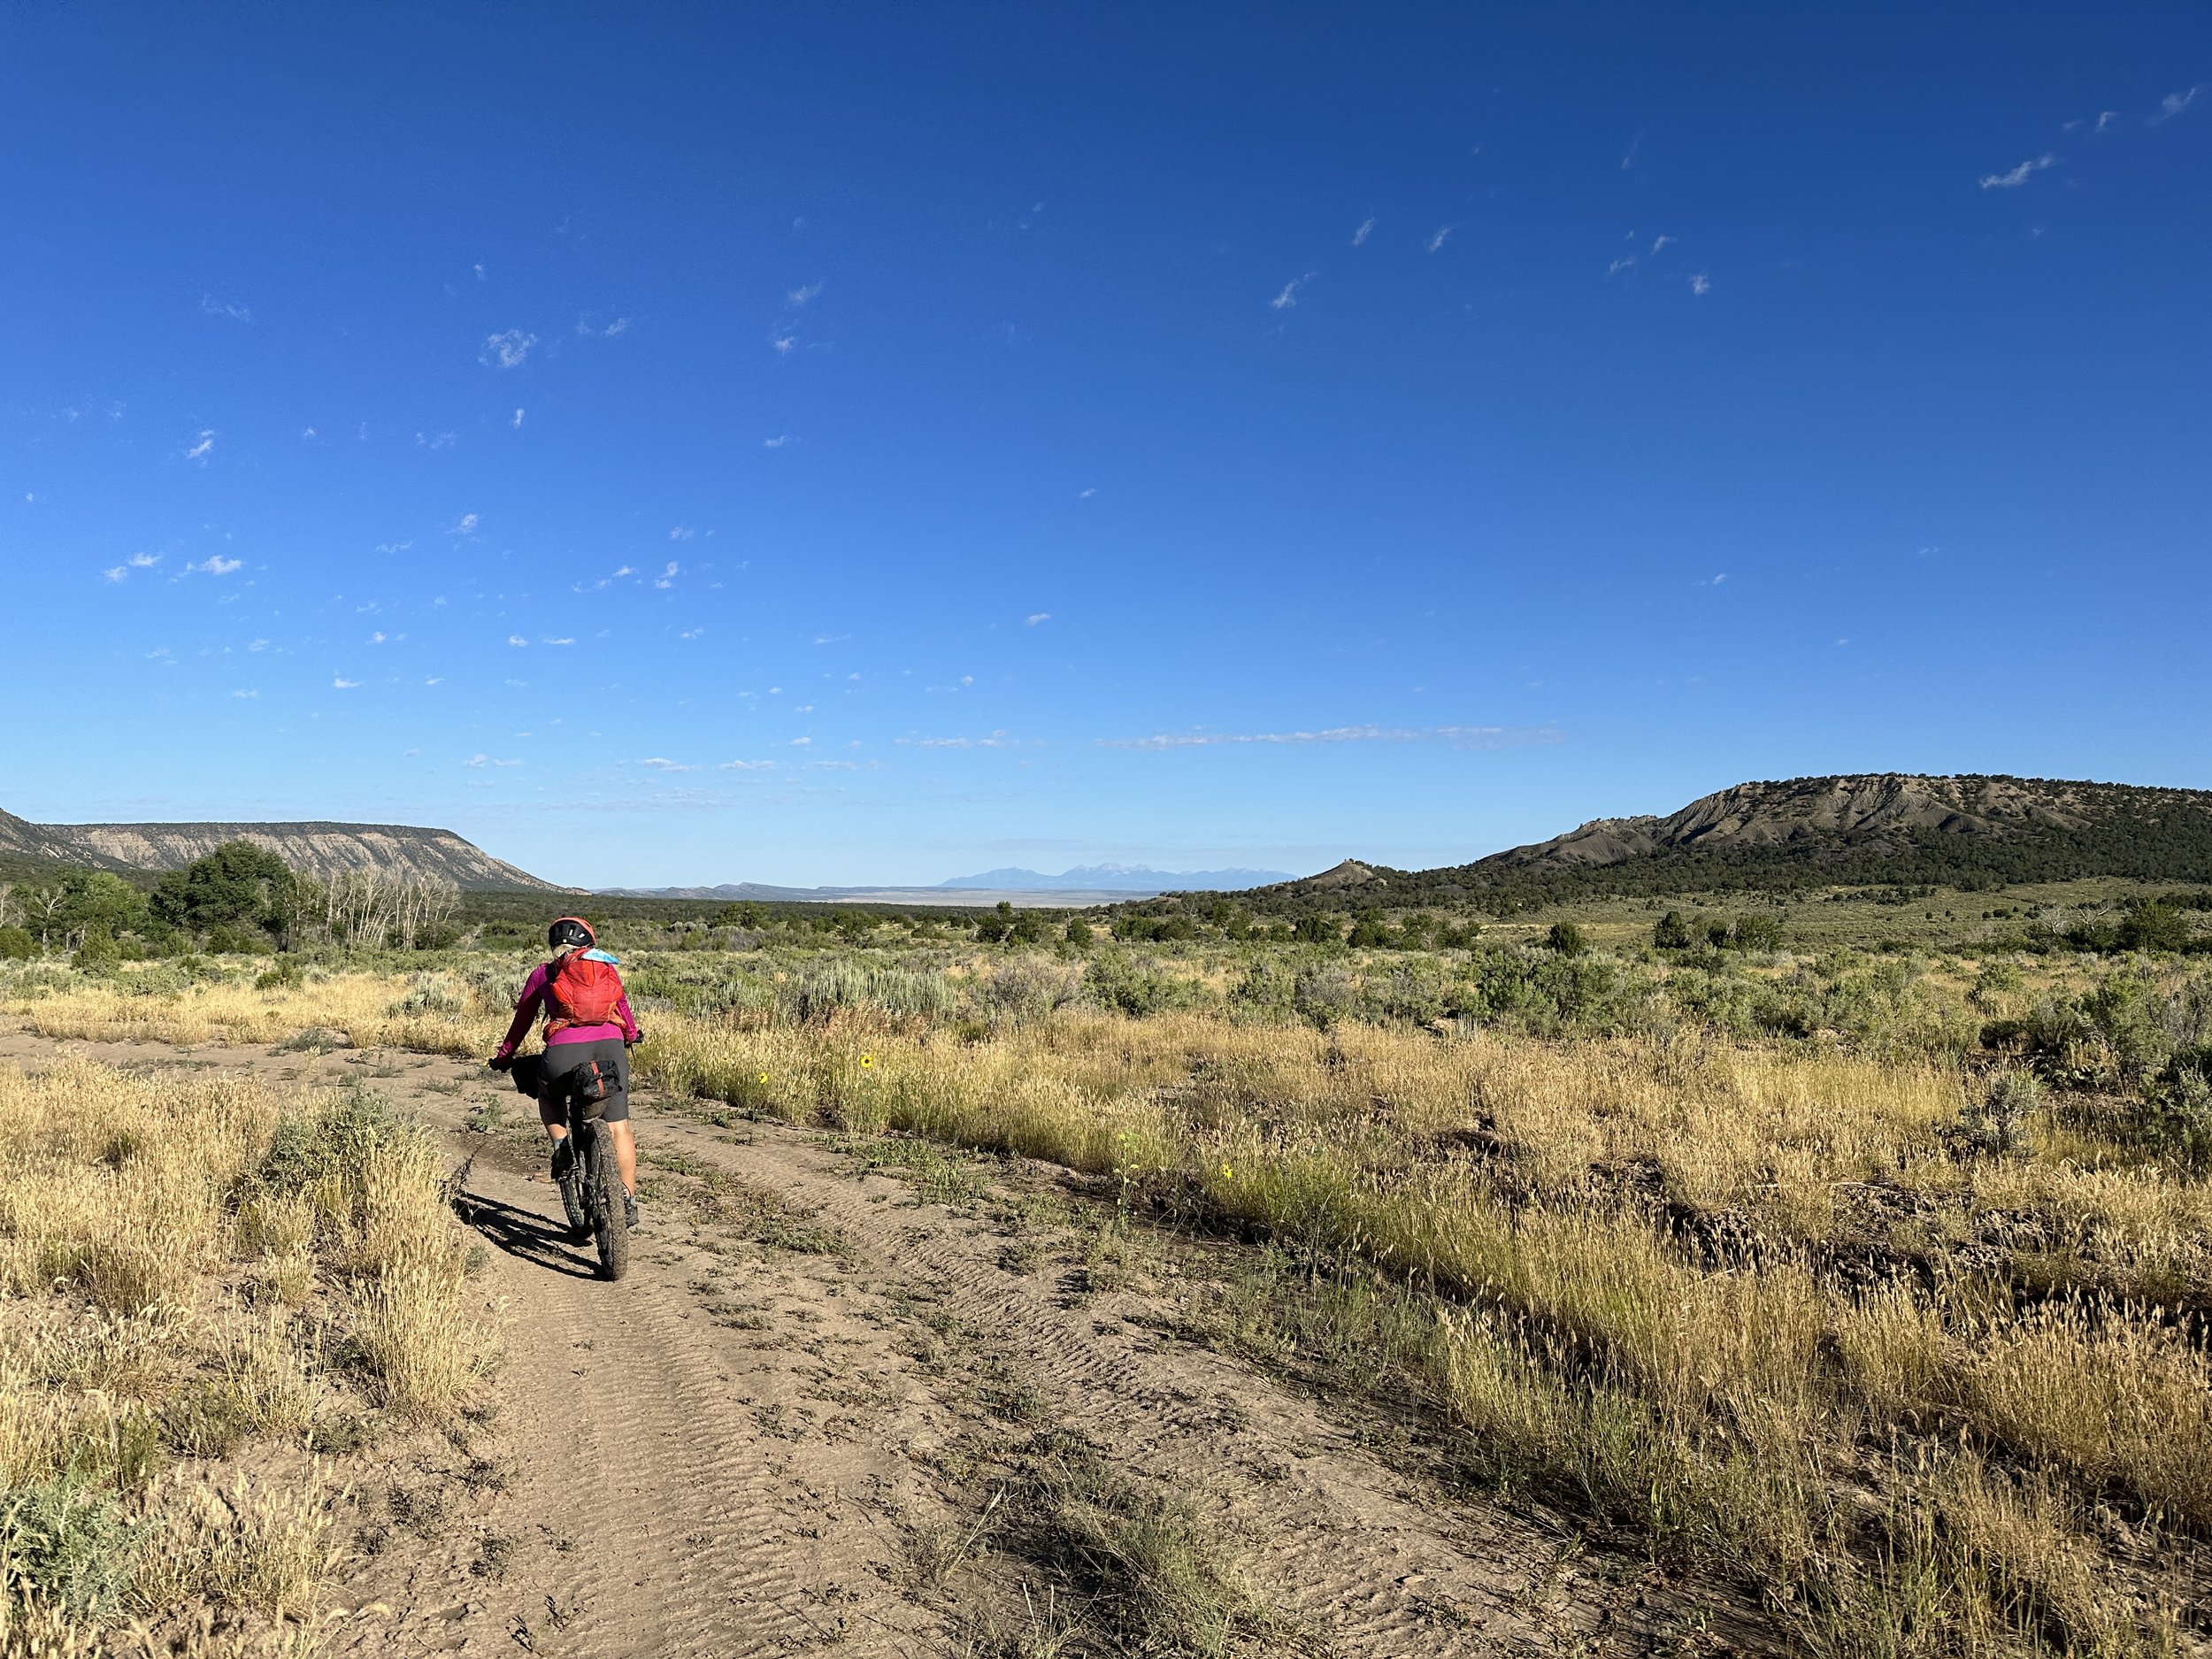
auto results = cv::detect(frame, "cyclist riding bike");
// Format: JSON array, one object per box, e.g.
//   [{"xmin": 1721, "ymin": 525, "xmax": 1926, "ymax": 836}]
[{"xmin": 488, "ymin": 918, "xmax": 644, "ymax": 1227}]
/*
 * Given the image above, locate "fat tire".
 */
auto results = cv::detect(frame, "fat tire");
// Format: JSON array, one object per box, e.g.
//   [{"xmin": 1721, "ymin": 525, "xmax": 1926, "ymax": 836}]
[
  {"xmin": 587, "ymin": 1126, "xmax": 630, "ymax": 1281},
  {"xmin": 557, "ymin": 1170, "xmax": 589, "ymax": 1240}
]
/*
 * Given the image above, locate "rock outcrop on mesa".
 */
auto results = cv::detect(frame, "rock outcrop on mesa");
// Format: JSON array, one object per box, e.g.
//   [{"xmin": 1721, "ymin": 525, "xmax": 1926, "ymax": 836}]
[
  {"xmin": 0, "ymin": 808, "xmax": 561, "ymax": 891},
  {"xmin": 1237, "ymin": 774, "xmax": 2212, "ymax": 910},
  {"xmin": 1479, "ymin": 774, "xmax": 2114, "ymax": 872}
]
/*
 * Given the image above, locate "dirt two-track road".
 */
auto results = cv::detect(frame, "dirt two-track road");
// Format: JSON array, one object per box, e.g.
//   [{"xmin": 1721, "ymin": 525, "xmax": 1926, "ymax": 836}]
[{"xmin": 0, "ymin": 1028, "xmax": 1749, "ymax": 1659}]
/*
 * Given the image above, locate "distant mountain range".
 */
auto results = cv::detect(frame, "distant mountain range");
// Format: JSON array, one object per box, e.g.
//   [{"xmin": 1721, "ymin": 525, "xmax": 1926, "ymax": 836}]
[
  {"xmin": 936, "ymin": 864, "xmax": 1294, "ymax": 893},
  {"xmin": 1228, "ymin": 774, "xmax": 2212, "ymax": 912},
  {"xmin": 0, "ymin": 806, "xmax": 565, "ymax": 892}
]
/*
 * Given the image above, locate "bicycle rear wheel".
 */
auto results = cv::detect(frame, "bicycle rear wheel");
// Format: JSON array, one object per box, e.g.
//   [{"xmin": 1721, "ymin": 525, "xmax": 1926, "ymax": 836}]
[{"xmin": 585, "ymin": 1125, "xmax": 629, "ymax": 1281}]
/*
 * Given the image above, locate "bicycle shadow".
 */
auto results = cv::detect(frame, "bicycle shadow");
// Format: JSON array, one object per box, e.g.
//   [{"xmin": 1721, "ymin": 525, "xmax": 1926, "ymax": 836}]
[{"xmin": 458, "ymin": 1187, "xmax": 601, "ymax": 1280}]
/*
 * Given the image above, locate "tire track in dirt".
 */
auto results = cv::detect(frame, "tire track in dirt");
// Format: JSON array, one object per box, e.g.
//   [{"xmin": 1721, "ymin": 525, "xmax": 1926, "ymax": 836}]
[{"xmin": 668, "ymin": 1119, "xmax": 1680, "ymax": 1658}]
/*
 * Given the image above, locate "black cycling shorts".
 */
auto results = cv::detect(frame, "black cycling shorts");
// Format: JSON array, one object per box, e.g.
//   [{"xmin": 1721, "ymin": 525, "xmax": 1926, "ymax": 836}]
[{"xmin": 536, "ymin": 1038, "xmax": 632, "ymax": 1124}]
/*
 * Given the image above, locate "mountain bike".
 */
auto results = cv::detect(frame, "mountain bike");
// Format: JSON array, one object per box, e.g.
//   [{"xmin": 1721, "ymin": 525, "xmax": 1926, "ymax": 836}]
[{"xmin": 497, "ymin": 1052, "xmax": 629, "ymax": 1281}]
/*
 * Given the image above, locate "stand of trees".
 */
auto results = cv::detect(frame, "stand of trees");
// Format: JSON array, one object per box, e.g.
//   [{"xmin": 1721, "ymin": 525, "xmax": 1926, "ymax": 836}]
[{"xmin": 0, "ymin": 842, "xmax": 461, "ymax": 961}]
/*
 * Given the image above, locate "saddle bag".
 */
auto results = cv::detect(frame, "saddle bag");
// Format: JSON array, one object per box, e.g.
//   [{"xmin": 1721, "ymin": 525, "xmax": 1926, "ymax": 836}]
[{"xmin": 568, "ymin": 1057, "xmax": 617, "ymax": 1118}]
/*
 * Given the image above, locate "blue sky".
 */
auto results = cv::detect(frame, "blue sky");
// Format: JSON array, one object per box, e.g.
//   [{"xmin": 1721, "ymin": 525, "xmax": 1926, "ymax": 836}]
[{"xmin": 4, "ymin": 4, "xmax": 2208, "ymax": 888}]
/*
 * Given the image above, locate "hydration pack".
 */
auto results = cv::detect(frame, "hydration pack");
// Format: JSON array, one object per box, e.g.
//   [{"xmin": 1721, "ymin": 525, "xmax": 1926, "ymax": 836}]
[{"xmin": 545, "ymin": 952, "xmax": 623, "ymax": 1032}]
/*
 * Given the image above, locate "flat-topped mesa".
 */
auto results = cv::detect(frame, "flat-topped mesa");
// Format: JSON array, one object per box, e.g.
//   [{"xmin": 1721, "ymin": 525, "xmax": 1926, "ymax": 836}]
[
  {"xmin": 1240, "ymin": 772, "xmax": 2212, "ymax": 908},
  {"xmin": 0, "ymin": 809, "xmax": 564, "ymax": 891}
]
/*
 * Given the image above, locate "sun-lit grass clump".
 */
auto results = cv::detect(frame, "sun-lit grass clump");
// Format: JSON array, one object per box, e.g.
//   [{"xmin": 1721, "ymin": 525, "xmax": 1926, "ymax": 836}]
[{"xmin": 0, "ymin": 1056, "xmax": 495, "ymax": 1653}]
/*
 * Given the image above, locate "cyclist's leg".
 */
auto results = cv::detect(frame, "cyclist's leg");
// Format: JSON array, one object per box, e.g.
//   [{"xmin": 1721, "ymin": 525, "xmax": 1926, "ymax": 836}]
[
  {"xmin": 596, "ymin": 1043, "xmax": 637, "ymax": 1196},
  {"xmin": 604, "ymin": 1118, "xmax": 638, "ymax": 1196}
]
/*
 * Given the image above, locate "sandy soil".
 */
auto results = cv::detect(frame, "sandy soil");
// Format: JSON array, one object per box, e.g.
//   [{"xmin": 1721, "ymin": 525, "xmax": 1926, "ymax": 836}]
[{"xmin": 0, "ymin": 1027, "xmax": 1757, "ymax": 1658}]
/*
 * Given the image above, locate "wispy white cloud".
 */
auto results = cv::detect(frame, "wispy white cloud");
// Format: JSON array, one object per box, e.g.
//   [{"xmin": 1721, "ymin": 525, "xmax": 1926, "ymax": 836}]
[
  {"xmin": 771, "ymin": 335, "xmax": 795, "ymax": 355},
  {"xmin": 656, "ymin": 562, "xmax": 679, "ymax": 588},
  {"xmin": 480, "ymin": 328, "xmax": 537, "ymax": 368},
  {"xmin": 1607, "ymin": 257, "xmax": 1636, "ymax": 277},
  {"xmin": 669, "ymin": 526, "xmax": 696, "ymax": 541},
  {"xmin": 507, "ymin": 635, "xmax": 527, "ymax": 647},
  {"xmin": 185, "ymin": 430, "xmax": 215, "ymax": 464},
  {"xmin": 454, "ymin": 513, "xmax": 480, "ymax": 535},
  {"xmin": 332, "ymin": 676, "xmax": 361, "ymax": 690},
  {"xmin": 415, "ymin": 431, "xmax": 456, "ymax": 449},
  {"xmin": 542, "ymin": 637, "xmax": 575, "ymax": 646},
  {"xmin": 904, "ymin": 731, "xmax": 1019, "ymax": 749},
  {"xmin": 1979, "ymin": 153, "xmax": 2055, "ymax": 189},
  {"xmin": 787, "ymin": 282, "xmax": 822, "ymax": 306},
  {"xmin": 764, "ymin": 434, "xmax": 789, "ymax": 449},
  {"xmin": 2153, "ymin": 85, "xmax": 2201, "ymax": 124},
  {"xmin": 512, "ymin": 408, "xmax": 525, "ymax": 428},
  {"xmin": 373, "ymin": 540, "xmax": 412, "ymax": 555},
  {"xmin": 188, "ymin": 556, "xmax": 242, "ymax": 575},
  {"xmin": 1098, "ymin": 722, "xmax": 1557, "ymax": 751},
  {"xmin": 473, "ymin": 262, "xmax": 487, "ymax": 281},
  {"xmin": 1425, "ymin": 225, "xmax": 1454, "ymax": 253},
  {"xmin": 1690, "ymin": 273, "xmax": 1711, "ymax": 296},
  {"xmin": 200, "ymin": 294, "xmax": 251, "ymax": 322},
  {"xmin": 302, "ymin": 426, "xmax": 317, "ymax": 439},
  {"xmin": 789, "ymin": 736, "xmax": 812, "ymax": 748},
  {"xmin": 1269, "ymin": 273, "xmax": 1316, "ymax": 311},
  {"xmin": 104, "ymin": 552, "xmax": 163, "ymax": 581},
  {"xmin": 718, "ymin": 759, "xmax": 775, "ymax": 772},
  {"xmin": 2094, "ymin": 110, "xmax": 2118, "ymax": 132},
  {"xmin": 1077, "ymin": 487, "xmax": 1095, "ymax": 499},
  {"xmin": 574, "ymin": 315, "xmax": 632, "ymax": 338},
  {"xmin": 1351, "ymin": 217, "xmax": 1374, "ymax": 246},
  {"xmin": 231, "ymin": 689, "xmax": 257, "ymax": 699},
  {"xmin": 1650, "ymin": 234, "xmax": 1673, "ymax": 254},
  {"xmin": 639, "ymin": 757, "xmax": 695, "ymax": 772},
  {"xmin": 1026, "ymin": 612, "xmax": 1050, "ymax": 626}
]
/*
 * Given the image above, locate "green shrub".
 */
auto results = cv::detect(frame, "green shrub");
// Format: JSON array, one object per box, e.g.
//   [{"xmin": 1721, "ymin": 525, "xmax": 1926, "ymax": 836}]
[
  {"xmin": 1729, "ymin": 914, "xmax": 1784, "ymax": 952},
  {"xmin": 255, "ymin": 1088, "xmax": 411, "ymax": 1198},
  {"xmin": 1653, "ymin": 910, "xmax": 1694, "ymax": 950},
  {"xmin": 1545, "ymin": 922, "xmax": 1588, "ymax": 956},
  {"xmin": 1229, "ymin": 960, "xmax": 1298, "ymax": 1022},
  {"xmin": 0, "ymin": 1477, "xmax": 150, "ymax": 1622},
  {"xmin": 1085, "ymin": 954, "xmax": 1195, "ymax": 1018},
  {"xmin": 1292, "ymin": 965, "xmax": 1359, "ymax": 1029},
  {"xmin": 0, "ymin": 926, "xmax": 36, "ymax": 961},
  {"xmin": 1958, "ymin": 1071, "xmax": 2039, "ymax": 1158}
]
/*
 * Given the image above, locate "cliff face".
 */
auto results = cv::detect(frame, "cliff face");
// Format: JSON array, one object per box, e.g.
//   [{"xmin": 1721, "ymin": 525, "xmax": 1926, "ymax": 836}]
[{"xmin": 0, "ymin": 810, "xmax": 563, "ymax": 891}]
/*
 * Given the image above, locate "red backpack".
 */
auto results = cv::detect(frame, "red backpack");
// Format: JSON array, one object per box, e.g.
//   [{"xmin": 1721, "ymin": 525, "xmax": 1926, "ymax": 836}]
[{"xmin": 545, "ymin": 954, "xmax": 623, "ymax": 1033}]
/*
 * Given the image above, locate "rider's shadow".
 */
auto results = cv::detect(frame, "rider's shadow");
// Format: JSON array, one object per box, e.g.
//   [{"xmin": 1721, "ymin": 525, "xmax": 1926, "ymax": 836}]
[{"xmin": 459, "ymin": 1188, "xmax": 600, "ymax": 1280}]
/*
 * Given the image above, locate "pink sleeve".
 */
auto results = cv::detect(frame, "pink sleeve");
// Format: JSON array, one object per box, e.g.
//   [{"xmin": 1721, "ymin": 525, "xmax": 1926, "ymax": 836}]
[
  {"xmin": 496, "ymin": 964, "xmax": 550, "ymax": 1056},
  {"xmin": 613, "ymin": 986, "xmax": 641, "ymax": 1043}
]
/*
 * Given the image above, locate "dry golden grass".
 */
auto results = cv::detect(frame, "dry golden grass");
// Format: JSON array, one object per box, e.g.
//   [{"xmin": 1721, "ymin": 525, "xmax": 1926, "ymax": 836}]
[
  {"xmin": 0, "ymin": 1055, "xmax": 492, "ymax": 1652},
  {"xmin": 13, "ymin": 961, "xmax": 2208, "ymax": 1654}
]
